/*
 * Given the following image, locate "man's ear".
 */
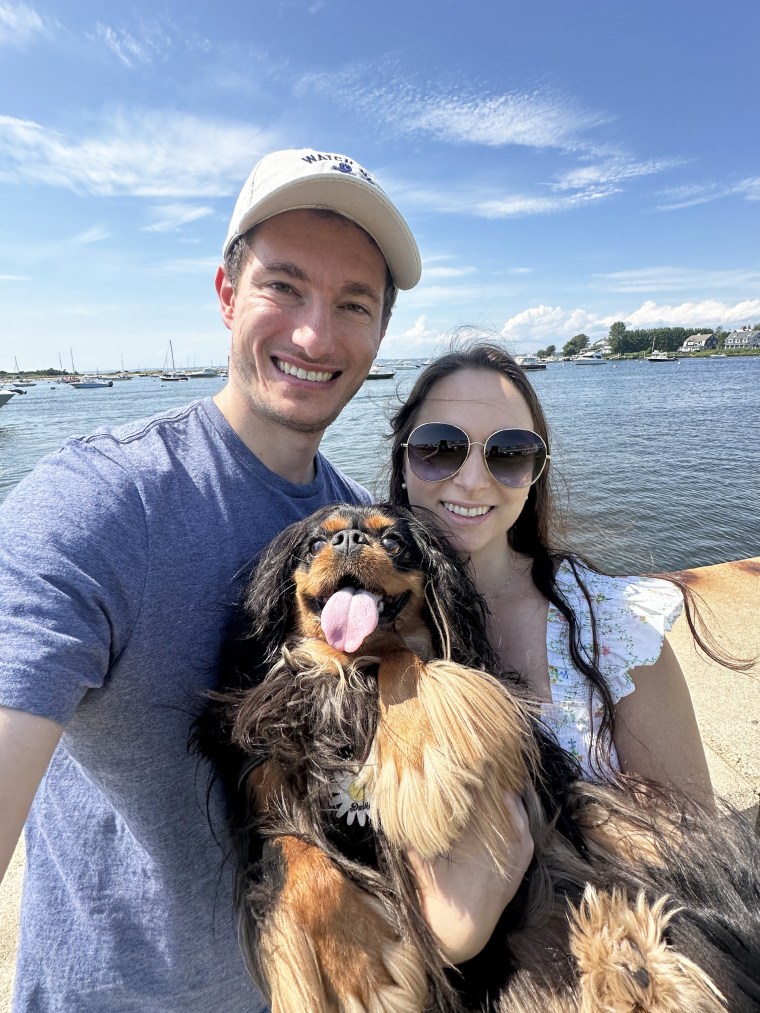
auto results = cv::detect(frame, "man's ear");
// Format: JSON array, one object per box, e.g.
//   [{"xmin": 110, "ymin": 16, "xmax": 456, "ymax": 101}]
[{"xmin": 215, "ymin": 265, "xmax": 235, "ymax": 331}]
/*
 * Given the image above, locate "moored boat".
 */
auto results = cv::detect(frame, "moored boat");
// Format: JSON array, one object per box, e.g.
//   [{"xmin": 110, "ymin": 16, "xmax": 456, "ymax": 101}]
[
  {"xmin": 574, "ymin": 349, "xmax": 608, "ymax": 365},
  {"xmin": 365, "ymin": 363, "xmax": 396, "ymax": 380},
  {"xmin": 70, "ymin": 377, "xmax": 114, "ymax": 389},
  {"xmin": 161, "ymin": 341, "xmax": 188, "ymax": 381},
  {"xmin": 647, "ymin": 350, "xmax": 678, "ymax": 363},
  {"xmin": 516, "ymin": 355, "xmax": 547, "ymax": 370}
]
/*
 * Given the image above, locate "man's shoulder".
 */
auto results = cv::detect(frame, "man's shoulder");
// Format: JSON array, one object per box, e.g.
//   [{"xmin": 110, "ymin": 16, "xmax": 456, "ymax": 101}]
[
  {"xmin": 83, "ymin": 398, "xmax": 211, "ymax": 455},
  {"xmin": 318, "ymin": 454, "xmax": 372, "ymax": 505}
]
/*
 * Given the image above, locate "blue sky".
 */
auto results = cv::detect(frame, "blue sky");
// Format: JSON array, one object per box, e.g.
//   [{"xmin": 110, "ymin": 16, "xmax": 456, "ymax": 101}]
[{"xmin": 1, "ymin": 0, "xmax": 758, "ymax": 372}]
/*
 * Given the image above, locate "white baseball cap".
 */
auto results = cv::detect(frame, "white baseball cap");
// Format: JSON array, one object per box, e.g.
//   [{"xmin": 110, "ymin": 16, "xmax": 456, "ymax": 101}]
[{"xmin": 223, "ymin": 148, "xmax": 421, "ymax": 290}]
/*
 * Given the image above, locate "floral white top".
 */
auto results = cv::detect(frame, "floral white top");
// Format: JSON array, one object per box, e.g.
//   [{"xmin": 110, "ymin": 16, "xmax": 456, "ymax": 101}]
[{"xmin": 541, "ymin": 559, "xmax": 683, "ymax": 777}]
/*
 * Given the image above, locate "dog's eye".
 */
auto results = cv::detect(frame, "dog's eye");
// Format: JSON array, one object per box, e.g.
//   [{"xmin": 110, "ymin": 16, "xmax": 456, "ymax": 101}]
[
  {"xmin": 308, "ymin": 538, "xmax": 328, "ymax": 555},
  {"xmin": 380, "ymin": 535, "xmax": 402, "ymax": 556}
]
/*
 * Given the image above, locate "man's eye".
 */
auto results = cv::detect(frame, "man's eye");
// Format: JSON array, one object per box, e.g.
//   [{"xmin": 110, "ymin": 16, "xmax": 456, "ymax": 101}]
[
  {"xmin": 309, "ymin": 538, "xmax": 327, "ymax": 555},
  {"xmin": 270, "ymin": 281, "xmax": 294, "ymax": 294},
  {"xmin": 344, "ymin": 302, "xmax": 370, "ymax": 315}
]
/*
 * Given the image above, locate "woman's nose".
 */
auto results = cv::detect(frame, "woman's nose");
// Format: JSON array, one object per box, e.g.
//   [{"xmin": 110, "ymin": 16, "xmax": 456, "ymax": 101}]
[{"xmin": 452, "ymin": 443, "xmax": 492, "ymax": 492}]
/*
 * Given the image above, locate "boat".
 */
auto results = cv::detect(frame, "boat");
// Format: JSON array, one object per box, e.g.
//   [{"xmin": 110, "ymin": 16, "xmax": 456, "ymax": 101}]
[
  {"xmin": 647, "ymin": 338, "xmax": 678, "ymax": 363},
  {"xmin": 394, "ymin": 360, "xmax": 419, "ymax": 370},
  {"xmin": 516, "ymin": 355, "xmax": 547, "ymax": 371},
  {"xmin": 365, "ymin": 363, "xmax": 396, "ymax": 380},
  {"xmin": 12, "ymin": 359, "xmax": 36, "ymax": 386},
  {"xmin": 70, "ymin": 377, "xmax": 114, "ymax": 389},
  {"xmin": 0, "ymin": 389, "xmax": 17, "ymax": 409},
  {"xmin": 186, "ymin": 367, "xmax": 220, "ymax": 378},
  {"xmin": 161, "ymin": 341, "xmax": 188, "ymax": 381},
  {"xmin": 573, "ymin": 349, "xmax": 608, "ymax": 365}
]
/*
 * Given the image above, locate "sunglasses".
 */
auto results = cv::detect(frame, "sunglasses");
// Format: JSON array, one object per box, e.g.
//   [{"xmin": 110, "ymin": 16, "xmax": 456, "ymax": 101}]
[{"xmin": 403, "ymin": 423, "xmax": 550, "ymax": 488}]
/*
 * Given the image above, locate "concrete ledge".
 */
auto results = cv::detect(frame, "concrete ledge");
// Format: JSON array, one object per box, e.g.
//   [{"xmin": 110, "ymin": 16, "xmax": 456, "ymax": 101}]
[
  {"xmin": 668, "ymin": 556, "xmax": 760, "ymax": 824},
  {"xmin": 1, "ymin": 557, "xmax": 757, "ymax": 1009}
]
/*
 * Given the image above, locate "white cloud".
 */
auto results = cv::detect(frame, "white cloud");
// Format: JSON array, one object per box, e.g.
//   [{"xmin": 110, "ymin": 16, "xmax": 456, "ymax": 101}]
[
  {"xmin": 383, "ymin": 314, "xmax": 449, "ymax": 356},
  {"xmin": 396, "ymin": 178, "xmax": 618, "ymax": 220},
  {"xmin": 0, "ymin": 2, "xmax": 47, "ymax": 47},
  {"xmin": 304, "ymin": 69, "xmax": 608, "ymax": 152},
  {"xmin": 70, "ymin": 226, "xmax": 109, "ymax": 246},
  {"xmin": 656, "ymin": 176, "xmax": 760, "ymax": 211},
  {"xmin": 422, "ymin": 265, "xmax": 476, "ymax": 280},
  {"xmin": 0, "ymin": 111, "xmax": 279, "ymax": 197},
  {"xmin": 593, "ymin": 266, "xmax": 760, "ymax": 294},
  {"xmin": 499, "ymin": 299, "xmax": 760, "ymax": 347},
  {"xmin": 552, "ymin": 157, "xmax": 683, "ymax": 192},
  {"xmin": 395, "ymin": 89, "xmax": 608, "ymax": 151},
  {"xmin": 92, "ymin": 16, "xmax": 176, "ymax": 68},
  {"xmin": 0, "ymin": 273, "xmax": 30, "ymax": 281},
  {"xmin": 474, "ymin": 186, "xmax": 616, "ymax": 218},
  {"xmin": 501, "ymin": 304, "xmax": 615, "ymax": 344},
  {"xmin": 625, "ymin": 299, "xmax": 760, "ymax": 328},
  {"xmin": 141, "ymin": 204, "xmax": 214, "ymax": 233}
]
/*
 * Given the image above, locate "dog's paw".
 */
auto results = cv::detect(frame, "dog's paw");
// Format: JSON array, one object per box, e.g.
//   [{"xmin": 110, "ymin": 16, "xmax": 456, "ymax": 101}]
[{"xmin": 570, "ymin": 886, "xmax": 726, "ymax": 1013}]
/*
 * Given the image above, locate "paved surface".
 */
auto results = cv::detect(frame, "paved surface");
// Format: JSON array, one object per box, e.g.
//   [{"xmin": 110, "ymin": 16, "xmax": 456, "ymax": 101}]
[{"xmin": 0, "ymin": 557, "xmax": 758, "ymax": 1008}]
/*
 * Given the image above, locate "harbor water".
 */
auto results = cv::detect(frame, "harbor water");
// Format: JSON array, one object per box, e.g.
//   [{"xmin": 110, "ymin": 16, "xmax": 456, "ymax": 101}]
[{"xmin": 1, "ymin": 356, "xmax": 758, "ymax": 574}]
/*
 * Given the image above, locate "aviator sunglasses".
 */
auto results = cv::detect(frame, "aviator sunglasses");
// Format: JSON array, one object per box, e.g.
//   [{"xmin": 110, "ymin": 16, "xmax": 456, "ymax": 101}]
[{"xmin": 403, "ymin": 423, "xmax": 550, "ymax": 489}]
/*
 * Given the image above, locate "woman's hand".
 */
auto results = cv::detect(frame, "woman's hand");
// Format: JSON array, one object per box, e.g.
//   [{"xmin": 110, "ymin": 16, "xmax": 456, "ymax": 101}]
[{"xmin": 406, "ymin": 791, "xmax": 533, "ymax": 965}]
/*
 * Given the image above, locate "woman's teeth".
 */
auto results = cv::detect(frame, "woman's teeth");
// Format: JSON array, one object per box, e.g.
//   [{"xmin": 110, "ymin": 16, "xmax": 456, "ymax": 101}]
[
  {"xmin": 443, "ymin": 502, "xmax": 491, "ymax": 517},
  {"xmin": 275, "ymin": 358, "xmax": 336, "ymax": 383}
]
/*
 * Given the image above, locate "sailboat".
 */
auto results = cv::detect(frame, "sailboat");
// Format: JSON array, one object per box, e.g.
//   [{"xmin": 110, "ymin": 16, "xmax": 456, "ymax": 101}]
[
  {"xmin": 647, "ymin": 337, "xmax": 678, "ymax": 363},
  {"xmin": 13, "ymin": 357, "xmax": 36, "ymax": 386},
  {"xmin": 161, "ymin": 341, "xmax": 188, "ymax": 381}
]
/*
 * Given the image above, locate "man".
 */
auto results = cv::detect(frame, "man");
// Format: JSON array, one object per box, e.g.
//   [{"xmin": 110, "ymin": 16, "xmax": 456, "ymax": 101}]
[{"xmin": 0, "ymin": 148, "xmax": 421, "ymax": 1011}]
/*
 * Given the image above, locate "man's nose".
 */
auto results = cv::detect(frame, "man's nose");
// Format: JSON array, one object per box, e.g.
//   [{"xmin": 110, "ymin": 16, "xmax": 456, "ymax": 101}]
[{"xmin": 291, "ymin": 299, "xmax": 333, "ymax": 358}]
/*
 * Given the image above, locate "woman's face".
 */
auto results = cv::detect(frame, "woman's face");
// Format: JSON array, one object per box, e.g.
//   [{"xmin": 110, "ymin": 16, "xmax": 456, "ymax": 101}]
[{"xmin": 402, "ymin": 368, "xmax": 536, "ymax": 562}]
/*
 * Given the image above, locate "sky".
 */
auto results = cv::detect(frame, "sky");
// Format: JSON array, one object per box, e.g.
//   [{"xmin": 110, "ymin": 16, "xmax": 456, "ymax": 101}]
[{"xmin": 1, "ymin": 0, "xmax": 759, "ymax": 372}]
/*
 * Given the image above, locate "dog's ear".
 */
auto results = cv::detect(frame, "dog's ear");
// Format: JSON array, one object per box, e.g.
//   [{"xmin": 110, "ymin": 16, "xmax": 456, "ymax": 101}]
[
  {"xmin": 382, "ymin": 504, "xmax": 502, "ymax": 674},
  {"xmin": 225, "ymin": 507, "xmax": 335, "ymax": 688}
]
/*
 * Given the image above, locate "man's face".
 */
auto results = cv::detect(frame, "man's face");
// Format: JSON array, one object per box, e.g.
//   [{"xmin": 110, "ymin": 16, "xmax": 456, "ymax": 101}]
[{"xmin": 217, "ymin": 209, "xmax": 388, "ymax": 437}]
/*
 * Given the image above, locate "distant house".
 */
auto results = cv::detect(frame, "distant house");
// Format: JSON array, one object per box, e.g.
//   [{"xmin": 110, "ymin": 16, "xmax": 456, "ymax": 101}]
[
  {"xmin": 679, "ymin": 333, "xmax": 717, "ymax": 352},
  {"xmin": 725, "ymin": 327, "xmax": 760, "ymax": 350}
]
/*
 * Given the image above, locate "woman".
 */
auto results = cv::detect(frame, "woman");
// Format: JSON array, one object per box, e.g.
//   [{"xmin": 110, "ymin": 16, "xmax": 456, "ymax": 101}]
[
  {"xmin": 389, "ymin": 340, "xmax": 713, "ymax": 792},
  {"xmin": 389, "ymin": 341, "xmax": 720, "ymax": 965}
]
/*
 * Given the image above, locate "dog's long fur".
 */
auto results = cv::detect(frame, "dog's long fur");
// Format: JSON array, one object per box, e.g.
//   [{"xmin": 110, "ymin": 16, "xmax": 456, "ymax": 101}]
[{"xmin": 193, "ymin": 504, "xmax": 760, "ymax": 1012}]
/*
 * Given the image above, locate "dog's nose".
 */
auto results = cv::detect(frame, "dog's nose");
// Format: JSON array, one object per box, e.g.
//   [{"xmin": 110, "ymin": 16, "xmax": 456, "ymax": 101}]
[{"xmin": 330, "ymin": 528, "xmax": 370, "ymax": 555}]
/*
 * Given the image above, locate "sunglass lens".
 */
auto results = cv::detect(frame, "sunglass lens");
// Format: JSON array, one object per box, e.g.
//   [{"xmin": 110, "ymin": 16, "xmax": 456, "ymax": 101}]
[
  {"xmin": 407, "ymin": 424, "xmax": 468, "ymax": 482},
  {"xmin": 485, "ymin": 430, "xmax": 547, "ymax": 488}
]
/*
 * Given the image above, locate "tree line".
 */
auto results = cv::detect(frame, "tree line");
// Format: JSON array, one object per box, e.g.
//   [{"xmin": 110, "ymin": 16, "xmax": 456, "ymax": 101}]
[{"xmin": 533, "ymin": 322, "xmax": 760, "ymax": 359}]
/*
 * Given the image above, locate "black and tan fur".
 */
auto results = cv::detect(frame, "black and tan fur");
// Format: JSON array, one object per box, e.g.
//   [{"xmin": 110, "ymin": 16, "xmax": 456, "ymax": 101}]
[{"xmin": 193, "ymin": 504, "xmax": 760, "ymax": 1013}]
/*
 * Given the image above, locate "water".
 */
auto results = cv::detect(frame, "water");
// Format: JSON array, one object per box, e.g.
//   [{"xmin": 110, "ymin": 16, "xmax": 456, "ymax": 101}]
[{"xmin": 2, "ymin": 359, "xmax": 758, "ymax": 573}]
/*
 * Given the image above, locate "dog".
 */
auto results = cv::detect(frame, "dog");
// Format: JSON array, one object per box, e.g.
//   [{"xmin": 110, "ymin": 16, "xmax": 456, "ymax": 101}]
[{"xmin": 193, "ymin": 503, "xmax": 760, "ymax": 1012}]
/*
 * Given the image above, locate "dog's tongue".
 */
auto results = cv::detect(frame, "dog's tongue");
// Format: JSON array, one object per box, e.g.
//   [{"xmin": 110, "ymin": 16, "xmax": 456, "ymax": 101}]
[{"xmin": 320, "ymin": 587, "xmax": 380, "ymax": 653}]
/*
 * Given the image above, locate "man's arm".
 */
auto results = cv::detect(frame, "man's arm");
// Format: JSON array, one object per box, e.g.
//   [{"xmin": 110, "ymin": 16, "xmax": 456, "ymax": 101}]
[{"xmin": 0, "ymin": 707, "xmax": 63, "ymax": 882}]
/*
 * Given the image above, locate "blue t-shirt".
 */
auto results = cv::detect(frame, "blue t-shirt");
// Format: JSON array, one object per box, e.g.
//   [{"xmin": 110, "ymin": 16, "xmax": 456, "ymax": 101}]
[{"xmin": 0, "ymin": 398, "xmax": 371, "ymax": 1012}]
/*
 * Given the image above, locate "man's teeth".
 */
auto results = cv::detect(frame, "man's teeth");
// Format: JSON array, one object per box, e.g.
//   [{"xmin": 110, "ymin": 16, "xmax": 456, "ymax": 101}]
[
  {"xmin": 276, "ymin": 358, "xmax": 336, "ymax": 383},
  {"xmin": 443, "ymin": 502, "xmax": 491, "ymax": 517}
]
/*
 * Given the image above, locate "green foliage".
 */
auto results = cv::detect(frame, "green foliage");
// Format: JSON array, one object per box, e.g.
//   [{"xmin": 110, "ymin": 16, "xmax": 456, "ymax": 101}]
[
  {"xmin": 608, "ymin": 321, "xmax": 628, "ymax": 354},
  {"xmin": 562, "ymin": 334, "xmax": 589, "ymax": 357},
  {"xmin": 608, "ymin": 325, "xmax": 715, "ymax": 355}
]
